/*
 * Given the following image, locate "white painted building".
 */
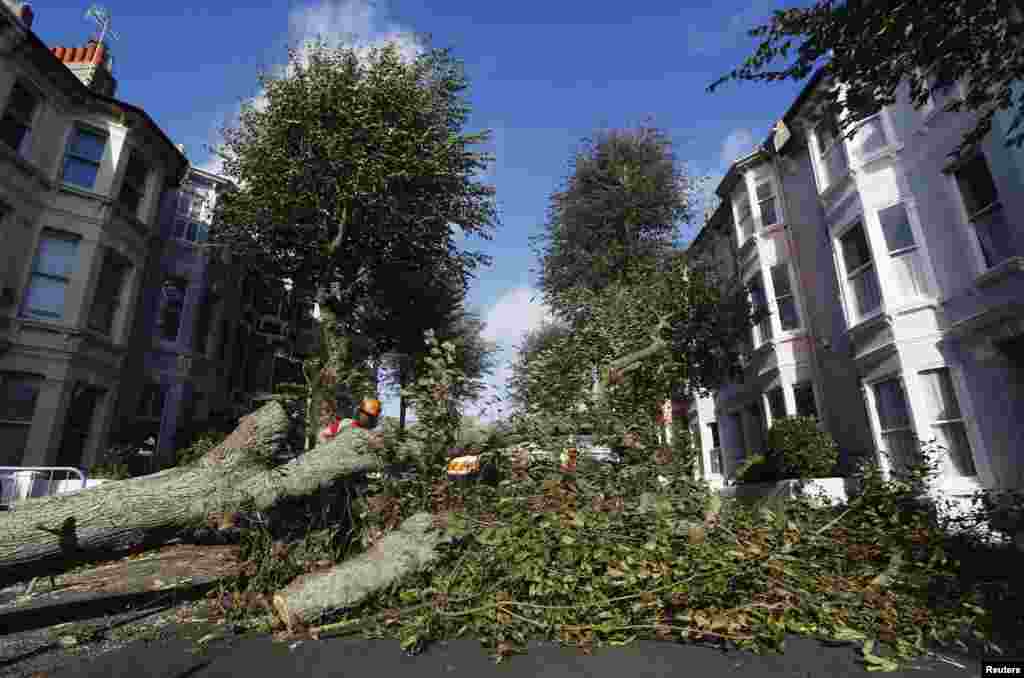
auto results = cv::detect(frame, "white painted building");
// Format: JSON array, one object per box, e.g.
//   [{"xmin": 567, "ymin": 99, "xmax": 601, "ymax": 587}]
[{"xmin": 687, "ymin": 67, "xmax": 1024, "ymax": 498}]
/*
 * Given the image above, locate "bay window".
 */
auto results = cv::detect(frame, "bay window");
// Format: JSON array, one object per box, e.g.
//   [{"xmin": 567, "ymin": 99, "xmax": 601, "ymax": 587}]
[
  {"xmin": 814, "ymin": 114, "xmax": 849, "ymax": 191},
  {"xmin": 756, "ymin": 179, "xmax": 779, "ymax": 228},
  {"xmin": 0, "ymin": 81, "xmax": 39, "ymax": 157},
  {"xmin": 793, "ymin": 382, "xmax": 818, "ymax": 419},
  {"xmin": 62, "ymin": 126, "xmax": 106, "ymax": 190},
  {"xmin": 839, "ymin": 222, "xmax": 882, "ymax": 323},
  {"xmin": 954, "ymin": 152, "xmax": 1017, "ymax": 268},
  {"xmin": 159, "ymin": 278, "xmax": 188, "ymax": 341},
  {"xmin": 918, "ymin": 368, "xmax": 976, "ymax": 477},
  {"xmin": 0, "ymin": 372, "xmax": 42, "ymax": 465},
  {"xmin": 871, "ymin": 377, "xmax": 918, "ymax": 473},
  {"xmin": 118, "ymin": 149, "xmax": 149, "ymax": 216},
  {"xmin": 770, "ymin": 263, "xmax": 800, "ymax": 331},
  {"xmin": 766, "ymin": 386, "xmax": 786, "ymax": 423},
  {"xmin": 735, "ymin": 187, "xmax": 754, "ymax": 245},
  {"xmin": 877, "ymin": 203, "xmax": 927, "ymax": 300},
  {"xmin": 22, "ymin": 231, "xmax": 80, "ymax": 321},
  {"xmin": 748, "ymin": 272, "xmax": 772, "ymax": 345},
  {"xmin": 87, "ymin": 248, "xmax": 131, "ymax": 335}
]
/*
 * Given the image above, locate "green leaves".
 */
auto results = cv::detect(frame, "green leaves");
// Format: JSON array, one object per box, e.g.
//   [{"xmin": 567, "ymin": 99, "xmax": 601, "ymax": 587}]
[{"xmin": 708, "ymin": 0, "xmax": 1024, "ymax": 161}]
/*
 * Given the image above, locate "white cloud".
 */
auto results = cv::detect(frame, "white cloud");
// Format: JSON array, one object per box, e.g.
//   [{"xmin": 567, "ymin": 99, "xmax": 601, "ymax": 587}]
[
  {"xmin": 719, "ymin": 127, "xmax": 756, "ymax": 168},
  {"xmin": 481, "ymin": 287, "xmax": 553, "ymax": 348}
]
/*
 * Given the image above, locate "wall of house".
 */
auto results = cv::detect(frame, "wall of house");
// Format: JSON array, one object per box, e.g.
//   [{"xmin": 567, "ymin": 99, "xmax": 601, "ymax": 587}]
[{"xmin": 0, "ymin": 40, "xmax": 182, "ymax": 469}]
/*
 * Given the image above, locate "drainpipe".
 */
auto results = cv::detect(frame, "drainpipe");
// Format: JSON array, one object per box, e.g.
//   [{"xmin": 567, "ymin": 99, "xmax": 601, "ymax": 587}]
[{"xmin": 768, "ymin": 148, "xmax": 832, "ymax": 432}]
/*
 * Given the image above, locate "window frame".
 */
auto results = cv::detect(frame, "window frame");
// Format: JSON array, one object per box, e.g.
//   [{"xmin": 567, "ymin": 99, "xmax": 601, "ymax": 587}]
[
  {"xmin": 158, "ymin": 278, "xmax": 188, "ymax": 342},
  {"xmin": 21, "ymin": 230, "xmax": 81, "ymax": 321},
  {"xmin": 812, "ymin": 112, "xmax": 849, "ymax": 193},
  {"xmin": 951, "ymin": 151, "xmax": 1017, "ymax": 270},
  {"xmin": 836, "ymin": 220, "xmax": 883, "ymax": 325},
  {"xmin": 747, "ymin": 271, "xmax": 773, "ymax": 346},
  {"xmin": 733, "ymin": 185, "xmax": 754, "ymax": 246},
  {"xmin": 766, "ymin": 386, "xmax": 787, "ymax": 423},
  {"xmin": 755, "ymin": 178, "xmax": 779, "ymax": 229},
  {"xmin": 867, "ymin": 375, "xmax": 918, "ymax": 474},
  {"xmin": 136, "ymin": 382, "xmax": 165, "ymax": 420},
  {"xmin": 0, "ymin": 80, "xmax": 42, "ymax": 158},
  {"xmin": 793, "ymin": 381, "xmax": 819, "ymax": 419},
  {"xmin": 174, "ymin": 187, "xmax": 211, "ymax": 244},
  {"xmin": 87, "ymin": 247, "xmax": 132, "ymax": 336},
  {"xmin": 117, "ymin": 147, "xmax": 150, "ymax": 217},
  {"xmin": 770, "ymin": 262, "xmax": 800, "ymax": 332},
  {"xmin": 918, "ymin": 367, "xmax": 977, "ymax": 478},
  {"xmin": 62, "ymin": 124, "xmax": 107, "ymax": 190},
  {"xmin": 0, "ymin": 371, "xmax": 43, "ymax": 465}
]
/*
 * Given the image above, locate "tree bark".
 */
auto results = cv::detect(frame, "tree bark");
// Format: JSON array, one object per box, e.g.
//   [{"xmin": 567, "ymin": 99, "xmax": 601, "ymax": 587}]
[
  {"xmin": 272, "ymin": 512, "xmax": 451, "ymax": 631},
  {"xmin": 0, "ymin": 401, "xmax": 390, "ymax": 588}
]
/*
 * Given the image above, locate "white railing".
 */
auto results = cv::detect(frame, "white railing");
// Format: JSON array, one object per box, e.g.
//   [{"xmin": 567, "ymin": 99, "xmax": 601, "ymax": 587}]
[{"xmin": 0, "ymin": 466, "xmax": 106, "ymax": 509}]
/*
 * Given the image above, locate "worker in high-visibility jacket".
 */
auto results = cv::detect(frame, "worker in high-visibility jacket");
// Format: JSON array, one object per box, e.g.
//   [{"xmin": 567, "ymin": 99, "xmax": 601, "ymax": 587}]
[{"xmin": 318, "ymin": 397, "xmax": 382, "ymax": 444}]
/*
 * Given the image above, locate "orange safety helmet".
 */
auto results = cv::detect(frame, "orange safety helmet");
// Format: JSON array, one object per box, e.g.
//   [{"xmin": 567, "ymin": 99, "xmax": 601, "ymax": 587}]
[{"xmin": 358, "ymin": 398, "xmax": 382, "ymax": 418}]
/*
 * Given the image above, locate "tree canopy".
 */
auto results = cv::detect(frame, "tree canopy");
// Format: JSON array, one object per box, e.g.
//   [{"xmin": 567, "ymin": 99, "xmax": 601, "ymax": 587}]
[
  {"xmin": 709, "ymin": 0, "xmax": 1024, "ymax": 159},
  {"xmin": 210, "ymin": 38, "xmax": 497, "ymax": 332},
  {"xmin": 532, "ymin": 125, "xmax": 698, "ymax": 323},
  {"xmin": 208, "ymin": 38, "xmax": 498, "ymax": 435}
]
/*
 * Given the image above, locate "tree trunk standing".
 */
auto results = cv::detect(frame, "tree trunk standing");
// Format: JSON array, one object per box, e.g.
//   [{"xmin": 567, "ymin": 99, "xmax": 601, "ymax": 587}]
[{"xmin": 0, "ymin": 402, "xmax": 390, "ymax": 588}]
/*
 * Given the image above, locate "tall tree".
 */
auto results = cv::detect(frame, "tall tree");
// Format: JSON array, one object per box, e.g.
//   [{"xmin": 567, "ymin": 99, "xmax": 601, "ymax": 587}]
[
  {"xmin": 532, "ymin": 125, "xmax": 698, "ymax": 323},
  {"xmin": 708, "ymin": 0, "xmax": 1024, "ymax": 159},
  {"xmin": 210, "ymin": 38, "xmax": 497, "ymax": 432}
]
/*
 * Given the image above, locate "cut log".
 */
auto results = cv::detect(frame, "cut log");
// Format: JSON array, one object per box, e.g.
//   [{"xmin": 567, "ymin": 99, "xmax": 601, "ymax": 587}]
[
  {"xmin": 0, "ymin": 401, "xmax": 391, "ymax": 588},
  {"xmin": 272, "ymin": 512, "xmax": 451, "ymax": 631}
]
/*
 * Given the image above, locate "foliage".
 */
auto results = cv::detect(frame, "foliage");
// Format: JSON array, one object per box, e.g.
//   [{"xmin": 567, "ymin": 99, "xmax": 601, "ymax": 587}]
[
  {"xmin": 708, "ymin": 0, "xmax": 1024, "ymax": 160},
  {"xmin": 398, "ymin": 330, "xmax": 471, "ymax": 469},
  {"xmin": 295, "ymin": 433, "xmax": 1007, "ymax": 668},
  {"xmin": 533, "ymin": 124, "xmax": 700, "ymax": 320},
  {"xmin": 514, "ymin": 249, "xmax": 758, "ymax": 452},
  {"xmin": 764, "ymin": 416, "xmax": 839, "ymax": 480},
  {"xmin": 733, "ymin": 454, "xmax": 777, "ymax": 485},
  {"xmin": 210, "ymin": 37, "xmax": 497, "ymax": 452}
]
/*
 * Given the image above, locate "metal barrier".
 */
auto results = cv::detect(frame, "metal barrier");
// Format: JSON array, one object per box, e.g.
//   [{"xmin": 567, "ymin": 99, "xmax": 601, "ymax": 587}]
[{"xmin": 0, "ymin": 466, "xmax": 88, "ymax": 509}]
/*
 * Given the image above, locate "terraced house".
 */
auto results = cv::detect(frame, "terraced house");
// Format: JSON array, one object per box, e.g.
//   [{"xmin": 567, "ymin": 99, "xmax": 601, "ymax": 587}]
[
  {"xmin": 686, "ymin": 68, "xmax": 1024, "ymax": 499},
  {"xmin": 0, "ymin": 1, "xmax": 317, "ymax": 471},
  {"xmin": 0, "ymin": 1, "xmax": 188, "ymax": 468}
]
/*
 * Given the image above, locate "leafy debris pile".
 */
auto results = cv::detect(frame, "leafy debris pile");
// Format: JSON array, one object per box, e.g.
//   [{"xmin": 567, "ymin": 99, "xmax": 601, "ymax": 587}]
[{"xmin": 287, "ymin": 444, "xmax": 1009, "ymax": 670}]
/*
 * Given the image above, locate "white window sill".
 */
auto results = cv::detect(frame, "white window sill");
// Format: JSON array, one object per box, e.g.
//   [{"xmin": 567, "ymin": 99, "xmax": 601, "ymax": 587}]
[{"xmin": 975, "ymin": 256, "xmax": 1024, "ymax": 288}]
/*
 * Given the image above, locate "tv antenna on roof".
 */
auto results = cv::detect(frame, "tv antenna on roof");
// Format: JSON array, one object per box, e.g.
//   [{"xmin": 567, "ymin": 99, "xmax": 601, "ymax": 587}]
[{"xmin": 84, "ymin": 4, "xmax": 120, "ymax": 47}]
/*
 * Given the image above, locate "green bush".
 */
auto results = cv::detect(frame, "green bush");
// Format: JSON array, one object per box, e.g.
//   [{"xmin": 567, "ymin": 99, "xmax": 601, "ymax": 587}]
[{"xmin": 764, "ymin": 416, "xmax": 838, "ymax": 480}]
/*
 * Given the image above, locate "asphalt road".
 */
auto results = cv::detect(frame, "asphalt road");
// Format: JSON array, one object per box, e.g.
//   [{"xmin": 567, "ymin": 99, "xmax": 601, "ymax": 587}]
[{"xmin": 52, "ymin": 633, "xmax": 985, "ymax": 678}]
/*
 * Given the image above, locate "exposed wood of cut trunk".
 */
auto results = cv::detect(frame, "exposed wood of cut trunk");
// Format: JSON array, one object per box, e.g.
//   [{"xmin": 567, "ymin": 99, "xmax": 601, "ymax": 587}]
[
  {"xmin": 272, "ymin": 512, "xmax": 451, "ymax": 631},
  {"xmin": 0, "ymin": 401, "xmax": 388, "ymax": 588}
]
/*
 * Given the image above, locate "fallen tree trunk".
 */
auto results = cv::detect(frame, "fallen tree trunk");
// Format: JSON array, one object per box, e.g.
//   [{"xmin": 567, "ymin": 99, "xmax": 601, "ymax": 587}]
[
  {"xmin": 272, "ymin": 512, "xmax": 452, "ymax": 631},
  {"xmin": 0, "ymin": 402, "xmax": 390, "ymax": 588}
]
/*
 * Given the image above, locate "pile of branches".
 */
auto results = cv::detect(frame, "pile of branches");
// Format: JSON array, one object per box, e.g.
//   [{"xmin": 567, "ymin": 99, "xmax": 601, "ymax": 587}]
[{"xmin": 249, "ymin": 435, "xmax": 1012, "ymax": 670}]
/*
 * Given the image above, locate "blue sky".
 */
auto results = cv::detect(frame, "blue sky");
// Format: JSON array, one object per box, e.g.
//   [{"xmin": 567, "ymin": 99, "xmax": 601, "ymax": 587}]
[{"xmin": 33, "ymin": 0, "xmax": 812, "ymax": 422}]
